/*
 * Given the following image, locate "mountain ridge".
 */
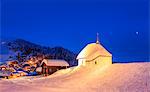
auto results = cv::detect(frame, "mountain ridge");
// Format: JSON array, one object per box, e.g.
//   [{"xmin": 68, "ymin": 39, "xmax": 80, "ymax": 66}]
[{"xmin": 0, "ymin": 38, "xmax": 77, "ymax": 66}]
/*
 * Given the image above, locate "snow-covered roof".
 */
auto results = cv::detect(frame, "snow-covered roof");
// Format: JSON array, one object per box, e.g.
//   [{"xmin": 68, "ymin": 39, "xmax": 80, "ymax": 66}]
[
  {"xmin": 0, "ymin": 64, "xmax": 7, "ymax": 68},
  {"xmin": 77, "ymin": 43, "xmax": 112, "ymax": 61},
  {"xmin": 41, "ymin": 59, "xmax": 69, "ymax": 67}
]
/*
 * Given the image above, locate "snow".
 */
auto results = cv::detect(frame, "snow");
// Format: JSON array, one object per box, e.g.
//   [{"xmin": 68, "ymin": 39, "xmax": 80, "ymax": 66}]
[
  {"xmin": 0, "ymin": 62, "xmax": 150, "ymax": 92},
  {"xmin": 41, "ymin": 59, "xmax": 69, "ymax": 66},
  {"xmin": 0, "ymin": 40, "xmax": 17, "ymax": 62},
  {"xmin": 77, "ymin": 43, "xmax": 112, "ymax": 60}
]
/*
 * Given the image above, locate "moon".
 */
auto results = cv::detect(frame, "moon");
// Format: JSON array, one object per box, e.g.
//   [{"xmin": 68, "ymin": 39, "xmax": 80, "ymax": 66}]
[{"xmin": 135, "ymin": 32, "xmax": 139, "ymax": 35}]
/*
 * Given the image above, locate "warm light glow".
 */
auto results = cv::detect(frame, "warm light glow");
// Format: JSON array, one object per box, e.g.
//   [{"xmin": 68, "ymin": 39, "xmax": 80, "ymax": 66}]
[
  {"xmin": 20, "ymin": 73, "xmax": 24, "ymax": 76},
  {"xmin": 28, "ymin": 60, "xmax": 33, "ymax": 64}
]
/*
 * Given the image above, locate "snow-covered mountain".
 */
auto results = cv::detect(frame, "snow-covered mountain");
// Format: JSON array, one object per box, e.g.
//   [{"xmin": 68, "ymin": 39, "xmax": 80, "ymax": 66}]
[
  {"xmin": 0, "ymin": 38, "xmax": 77, "ymax": 66},
  {"xmin": 0, "ymin": 38, "xmax": 17, "ymax": 63}
]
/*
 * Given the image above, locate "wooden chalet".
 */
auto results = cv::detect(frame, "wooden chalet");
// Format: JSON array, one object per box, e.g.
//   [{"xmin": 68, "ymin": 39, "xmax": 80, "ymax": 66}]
[{"xmin": 40, "ymin": 59, "xmax": 69, "ymax": 75}]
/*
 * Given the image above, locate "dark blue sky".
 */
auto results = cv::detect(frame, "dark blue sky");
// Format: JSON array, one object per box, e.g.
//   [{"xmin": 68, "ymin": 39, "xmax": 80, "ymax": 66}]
[{"xmin": 1, "ymin": 0, "xmax": 149, "ymax": 61}]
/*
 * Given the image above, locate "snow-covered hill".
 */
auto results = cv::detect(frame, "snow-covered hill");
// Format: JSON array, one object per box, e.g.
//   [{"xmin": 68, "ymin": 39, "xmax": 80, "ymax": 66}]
[
  {"xmin": 0, "ymin": 38, "xmax": 77, "ymax": 66},
  {"xmin": 0, "ymin": 38, "xmax": 17, "ymax": 62},
  {"xmin": 0, "ymin": 62, "xmax": 149, "ymax": 92}
]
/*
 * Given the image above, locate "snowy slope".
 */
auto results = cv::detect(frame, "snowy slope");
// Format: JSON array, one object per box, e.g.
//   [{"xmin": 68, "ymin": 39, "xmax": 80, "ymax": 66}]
[
  {"xmin": 0, "ymin": 38, "xmax": 17, "ymax": 62},
  {"xmin": 0, "ymin": 62, "xmax": 149, "ymax": 92}
]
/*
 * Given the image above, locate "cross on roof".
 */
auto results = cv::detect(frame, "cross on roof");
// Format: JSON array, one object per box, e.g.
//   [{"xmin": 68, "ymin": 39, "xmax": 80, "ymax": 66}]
[{"xmin": 96, "ymin": 33, "xmax": 100, "ymax": 44}]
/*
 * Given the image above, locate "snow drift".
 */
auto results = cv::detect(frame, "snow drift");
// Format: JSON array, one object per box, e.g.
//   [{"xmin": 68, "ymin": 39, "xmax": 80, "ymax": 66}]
[{"xmin": 0, "ymin": 62, "xmax": 150, "ymax": 92}]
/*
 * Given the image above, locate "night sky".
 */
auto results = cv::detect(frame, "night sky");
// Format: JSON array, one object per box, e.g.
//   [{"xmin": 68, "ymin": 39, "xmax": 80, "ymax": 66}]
[{"xmin": 1, "ymin": 0, "xmax": 149, "ymax": 61}]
